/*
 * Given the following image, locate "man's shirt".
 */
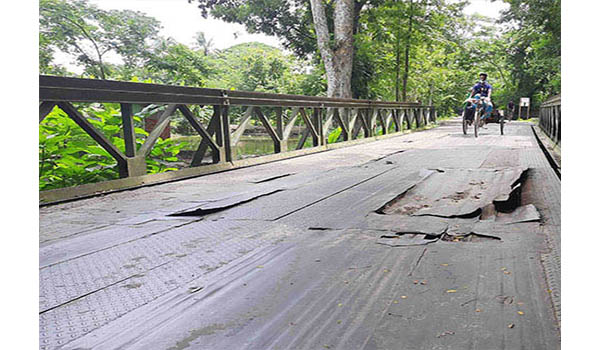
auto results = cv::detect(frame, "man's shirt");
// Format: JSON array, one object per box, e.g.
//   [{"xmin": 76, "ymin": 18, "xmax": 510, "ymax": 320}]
[{"xmin": 472, "ymin": 81, "xmax": 492, "ymax": 97}]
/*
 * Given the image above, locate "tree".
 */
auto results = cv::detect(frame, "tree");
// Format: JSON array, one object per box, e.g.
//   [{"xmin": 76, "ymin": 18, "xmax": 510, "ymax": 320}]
[
  {"xmin": 193, "ymin": 31, "xmax": 216, "ymax": 55},
  {"xmin": 497, "ymin": 0, "xmax": 561, "ymax": 104},
  {"xmin": 190, "ymin": 0, "xmax": 318, "ymax": 57},
  {"xmin": 145, "ymin": 40, "xmax": 215, "ymax": 87},
  {"xmin": 40, "ymin": 0, "xmax": 161, "ymax": 79},
  {"xmin": 309, "ymin": 0, "xmax": 355, "ymax": 98},
  {"xmin": 190, "ymin": 0, "xmax": 377, "ymax": 98},
  {"xmin": 205, "ymin": 42, "xmax": 310, "ymax": 95}
]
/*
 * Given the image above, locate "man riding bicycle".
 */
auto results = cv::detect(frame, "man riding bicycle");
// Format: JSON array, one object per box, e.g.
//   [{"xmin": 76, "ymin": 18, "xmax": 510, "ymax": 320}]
[{"xmin": 469, "ymin": 72, "xmax": 493, "ymax": 124}]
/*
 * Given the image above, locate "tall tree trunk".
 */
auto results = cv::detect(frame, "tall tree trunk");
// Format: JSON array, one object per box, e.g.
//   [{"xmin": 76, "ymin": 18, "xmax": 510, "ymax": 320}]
[
  {"xmin": 401, "ymin": 0, "xmax": 414, "ymax": 102},
  {"xmin": 394, "ymin": 0, "xmax": 401, "ymax": 101},
  {"xmin": 310, "ymin": 0, "xmax": 355, "ymax": 98}
]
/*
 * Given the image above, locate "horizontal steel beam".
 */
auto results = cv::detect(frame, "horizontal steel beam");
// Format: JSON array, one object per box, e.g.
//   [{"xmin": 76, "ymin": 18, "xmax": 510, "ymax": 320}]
[{"xmin": 40, "ymin": 75, "xmax": 422, "ymax": 109}]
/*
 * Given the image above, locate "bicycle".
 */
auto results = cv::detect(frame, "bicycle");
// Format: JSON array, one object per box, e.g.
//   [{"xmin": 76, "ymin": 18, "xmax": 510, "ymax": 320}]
[{"xmin": 462, "ymin": 94, "xmax": 486, "ymax": 138}]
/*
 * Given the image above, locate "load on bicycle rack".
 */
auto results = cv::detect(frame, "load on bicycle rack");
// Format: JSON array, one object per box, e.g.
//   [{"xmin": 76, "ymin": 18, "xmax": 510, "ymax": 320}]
[{"xmin": 461, "ymin": 94, "xmax": 505, "ymax": 137}]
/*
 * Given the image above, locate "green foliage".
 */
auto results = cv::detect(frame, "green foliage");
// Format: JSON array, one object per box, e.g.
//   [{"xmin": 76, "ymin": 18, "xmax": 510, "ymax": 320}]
[
  {"xmin": 40, "ymin": 0, "xmax": 161, "ymax": 79},
  {"xmin": 192, "ymin": 0, "xmax": 318, "ymax": 58},
  {"xmin": 145, "ymin": 42, "xmax": 215, "ymax": 87},
  {"xmin": 204, "ymin": 42, "xmax": 311, "ymax": 95},
  {"xmin": 498, "ymin": 0, "xmax": 561, "ymax": 107},
  {"xmin": 39, "ymin": 104, "xmax": 187, "ymax": 191},
  {"xmin": 327, "ymin": 127, "xmax": 343, "ymax": 144},
  {"xmin": 40, "ymin": 105, "xmax": 120, "ymax": 190}
]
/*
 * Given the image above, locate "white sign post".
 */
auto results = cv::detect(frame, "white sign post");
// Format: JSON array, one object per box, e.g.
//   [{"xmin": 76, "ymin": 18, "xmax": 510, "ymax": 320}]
[{"xmin": 518, "ymin": 97, "xmax": 531, "ymax": 119}]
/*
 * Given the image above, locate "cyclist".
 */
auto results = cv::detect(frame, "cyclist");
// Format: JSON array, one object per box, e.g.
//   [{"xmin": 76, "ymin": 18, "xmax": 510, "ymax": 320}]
[{"xmin": 470, "ymin": 72, "xmax": 493, "ymax": 126}]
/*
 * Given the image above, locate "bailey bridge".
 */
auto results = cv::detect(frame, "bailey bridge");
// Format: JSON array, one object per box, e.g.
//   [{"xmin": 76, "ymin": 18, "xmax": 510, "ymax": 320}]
[{"xmin": 39, "ymin": 76, "xmax": 561, "ymax": 350}]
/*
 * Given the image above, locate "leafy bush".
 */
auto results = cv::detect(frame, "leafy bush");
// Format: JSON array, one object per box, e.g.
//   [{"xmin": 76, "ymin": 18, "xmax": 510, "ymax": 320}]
[
  {"xmin": 39, "ymin": 103, "xmax": 187, "ymax": 191},
  {"xmin": 327, "ymin": 127, "xmax": 343, "ymax": 144}
]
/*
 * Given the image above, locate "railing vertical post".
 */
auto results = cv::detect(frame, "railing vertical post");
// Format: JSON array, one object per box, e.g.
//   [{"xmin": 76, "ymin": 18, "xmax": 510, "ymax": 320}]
[
  {"xmin": 213, "ymin": 105, "xmax": 225, "ymax": 163},
  {"xmin": 120, "ymin": 103, "xmax": 147, "ymax": 178},
  {"xmin": 275, "ymin": 107, "xmax": 287, "ymax": 153},
  {"xmin": 340, "ymin": 108, "xmax": 349, "ymax": 141},
  {"xmin": 379, "ymin": 109, "xmax": 387, "ymax": 135},
  {"xmin": 345, "ymin": 108, "xmax": 354, "ymax": 141},
  {"xmin": 366, "ymin": 108, "xmax": 373, "ymax": 138},
  {"xmin": 413, "ymin": 108, "xmax": 417, "ymax": 129},
  {"xmin": 221, "ymin": 104, "xmax": 232, "ymax": 162},
  {"xmin": 557, "ymin": 105, "xmax": 561, "ymax": 144},
  {"xmin": 398, "ymin": 109, "xmax": 404, "ymax": 132},
  {"xmin": 121, "ymin": 103, "xmax": 136, "ymax": 158},
  {"xmin": 311, "ymin": 107, "xmax": 320, "ymax": 147},
  {"xmin": 318, "ymin": 107, "xmax": 324, "ymax": 145}
]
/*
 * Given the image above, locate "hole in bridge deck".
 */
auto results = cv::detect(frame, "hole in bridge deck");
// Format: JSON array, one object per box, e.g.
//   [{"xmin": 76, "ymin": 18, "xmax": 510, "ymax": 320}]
[{"xmin": 369, "ymin": 167, "xmax": 539, "ymax": 245}]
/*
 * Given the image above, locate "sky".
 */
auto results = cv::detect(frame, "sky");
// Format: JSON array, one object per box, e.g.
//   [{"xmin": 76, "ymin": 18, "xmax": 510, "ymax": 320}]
[
  {"xmin": 87, "ymin": 0, "xmax": 282, "ymax": 50},
  {"xmin": 54, "ymin": 0, "xmax": 510, "ymax": 69},
  {"xmin": 86, "ymin": 0, "xmax": 509, "ymax": 49}
]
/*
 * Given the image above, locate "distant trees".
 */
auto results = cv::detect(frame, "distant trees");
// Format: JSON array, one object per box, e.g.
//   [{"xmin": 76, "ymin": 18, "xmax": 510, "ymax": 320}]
[
  {"xmin": 40, "ymin": 0, "xmax": 161, "ymax": 79},
  {"xmin": 40, "ymin": 0, "xmax": 560, "ymax": 111},
  {"xmin": 498, "ymin": 0, "xmax": 561, "ymax": 103},
  {"xmin": 191, "ymin": 0, "xmax": 368, "ymax": 98},
  {"xmin": 193, "ymin": 31, "xmax": 216, "ymax": 55},
  {"xmin": 39, "ymin": 0, "xmax": 313, "ymax": 96},
  {"xmin": 188, "ymin": 0, "xmax": 474, "ymax": 103}
]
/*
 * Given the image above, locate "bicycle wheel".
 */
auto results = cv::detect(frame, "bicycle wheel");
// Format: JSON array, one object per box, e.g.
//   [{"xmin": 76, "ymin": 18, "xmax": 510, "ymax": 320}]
[
  {"xmin": 500, "ymin": 115, "xmax": 505, "ymax": 135},
  {"xmin": 474, "ymin": 109, "xmax": 480, "ymax": 138},
  {"xmin": 462, "ymin": 110, "xmax": 468, "ymax": 135}
]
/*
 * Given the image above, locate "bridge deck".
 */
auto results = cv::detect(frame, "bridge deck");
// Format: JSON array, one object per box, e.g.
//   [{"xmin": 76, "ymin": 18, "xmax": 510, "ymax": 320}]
[{"xmin": 39, "ymin": 120, "xmax": 560, "ymax": 350}]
